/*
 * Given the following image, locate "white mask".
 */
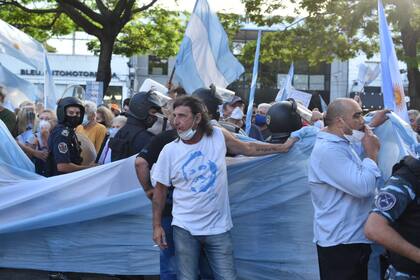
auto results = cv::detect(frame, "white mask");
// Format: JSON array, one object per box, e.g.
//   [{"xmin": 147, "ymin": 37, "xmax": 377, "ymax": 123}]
[
  {"xmin": 39, "ymin": 120, "xmax": 51, "ymax": 131},
  {"xmin": 313, "ymin": 120, "xmax": 324, "ymax": 129},
  {"xmin": 344, "ymin": 129, "xmax": 365, "ymax": 143},
  {"xmin": 178, "ymin": 119, "xmax": 197, "ymax": 141},
  {"xmin": 82, "ymin": 115, "xmax": 89, "ymax": 126}
]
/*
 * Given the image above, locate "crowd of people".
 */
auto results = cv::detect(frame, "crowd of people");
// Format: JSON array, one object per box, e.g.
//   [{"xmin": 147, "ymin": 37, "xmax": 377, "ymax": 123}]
[{"xmin": 0, "ymin": 83, "xmax": 419, "ymax": 280}]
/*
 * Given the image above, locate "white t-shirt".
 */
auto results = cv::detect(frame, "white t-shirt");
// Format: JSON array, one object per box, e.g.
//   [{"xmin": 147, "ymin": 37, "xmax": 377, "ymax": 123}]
[{"xmin": 152, "ymin": 126, "xmax": 232, "ymax": 235}]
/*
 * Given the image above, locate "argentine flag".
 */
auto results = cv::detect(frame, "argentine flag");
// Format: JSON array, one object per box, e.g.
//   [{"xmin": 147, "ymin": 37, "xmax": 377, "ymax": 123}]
[
  {"xmin": 0, "ymin": 19, "xmax": 44, "ymax": 71},
  {"xmin": 378, "ymin": 0, "xmax": 408, "ymax": 122},
  {"xmin": 275, "ymin": 63, "xmax": 294, "ymax": 102},
  {"xmin": 175, "ymin": 0, "xmax": 244, "ymax": 94}
]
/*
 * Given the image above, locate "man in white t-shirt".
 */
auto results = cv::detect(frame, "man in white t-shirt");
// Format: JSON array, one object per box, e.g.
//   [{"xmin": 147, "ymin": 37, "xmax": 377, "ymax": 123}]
[{"xmin": 152, "ymin": 96, "xmax": 297, "ymax": 280}]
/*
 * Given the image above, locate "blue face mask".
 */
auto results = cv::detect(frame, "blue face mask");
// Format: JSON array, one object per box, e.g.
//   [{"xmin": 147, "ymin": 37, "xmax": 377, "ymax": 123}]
[
  {"xmin": 255, "ymin": 114, "xmax": 267, "ymax": 127},
  {"xmin": 108, "ymin": 127, "xmax": 119, "ymax": 138}
]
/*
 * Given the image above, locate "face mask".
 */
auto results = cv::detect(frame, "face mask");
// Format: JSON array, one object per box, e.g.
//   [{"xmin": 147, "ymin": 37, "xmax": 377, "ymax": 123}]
[
  {"xmin": 178, "ymin": 118, "xmax": 197, "ymax": 141},
  {"xmin": 313, "ymin": 120, "xmax": 324, "ymax": 129},
  {"xmin": 108, "ymin": 127, "xmax": 119, "ymax": 138},
  {"xmin": 82, "ymin": 115, "xmax": 89, "ymax": 126},
  {"xmin": 344, "ymin": 129, "xmax": 365, "ymax": 143},
  {"xmin": 255, "ymin": 114, "xmax": 267, "ymax": 127},
  {"xmin": 39, "ymin": 120, "xmax": 51, "ymax": 131},
  {"xmin": 145, "ymin": 114, "xmax": 158, "ymax": 128},
  {"xmin": 26, "ymin": 111, "xmax": 35, "ymax": 122},
  {"xmin": 66, "ymin": 115, "xmax": 81, "ymax": 128}
]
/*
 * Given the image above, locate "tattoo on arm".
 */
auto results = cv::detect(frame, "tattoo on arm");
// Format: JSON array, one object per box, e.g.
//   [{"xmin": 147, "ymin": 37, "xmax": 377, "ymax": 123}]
[{"xmin": 255, "ymin": 146, "xmax": 277, "ymax": 153}]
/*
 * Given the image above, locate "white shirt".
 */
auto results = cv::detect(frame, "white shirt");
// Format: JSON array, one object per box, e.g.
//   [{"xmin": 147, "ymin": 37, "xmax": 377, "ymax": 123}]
[
  {"xmin": 308, "ymin": 131, "xmax": 381, "ymax": 247},
  {"xmin": 152, "ymin": 127, "xmax": 233, "ymax": 235}
]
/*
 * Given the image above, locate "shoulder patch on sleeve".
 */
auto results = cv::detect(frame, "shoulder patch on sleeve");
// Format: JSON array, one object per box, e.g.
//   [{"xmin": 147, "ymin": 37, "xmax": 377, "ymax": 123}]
[
  {"xmin": 58, "ymin": 142, "xmax": 68, "ymax": 154},
  {"xmin": 61, "ymin": 129, "xmax": 69, "ymax": 137},
  {"xmin": 375, "ymin": 191, "xmax": 397, "ymax": 211}
]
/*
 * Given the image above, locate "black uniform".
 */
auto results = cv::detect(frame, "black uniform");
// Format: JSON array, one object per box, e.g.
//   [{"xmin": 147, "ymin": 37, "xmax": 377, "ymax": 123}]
[
  {"xmin": 137, "ymin": 129, "xmax": 177, "ymax": 217},
  {"xmin": 109, "ymin": 116, "xmax": 154, "ymax": 161},
  {"xmin": 372, "ymin": 156, "xmax": 420, "ymax": 277},
  {"xmin": 45, "ymin": 124, "xmax": 82, "ymax": 177}
]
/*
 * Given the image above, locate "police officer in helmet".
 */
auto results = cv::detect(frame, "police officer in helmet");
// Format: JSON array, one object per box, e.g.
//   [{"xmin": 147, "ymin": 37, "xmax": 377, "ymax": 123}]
[
  {"xmin": 192, "ymin": 84, "xmax": 223, "ymax": 122},
  {"xmin": 365, "ymin": 155, "xmax": 420, "ymax": 279},
  {"xmin": 266, "ymin": 98, "xmax": 302, "ymax": 144},
  {"xmin": 109, "ymin": 91, "xmax": 162, "ymax": 161},
  {"xmin": 45, "ymin": 97, "xmax": 92, "ymax": 177}
]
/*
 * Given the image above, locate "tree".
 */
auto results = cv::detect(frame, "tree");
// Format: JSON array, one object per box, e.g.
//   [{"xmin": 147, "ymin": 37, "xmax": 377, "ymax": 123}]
[
  {"xmin": 241, "ymin": 0, "xmax": 420, "ymax": 107},
  {"xmin": 0, "ymin": 0, "xmax": 159, "ymax": 91}
]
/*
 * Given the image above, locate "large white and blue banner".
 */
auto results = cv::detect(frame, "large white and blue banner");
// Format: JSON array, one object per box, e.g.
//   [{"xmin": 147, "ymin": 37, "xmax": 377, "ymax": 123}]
[
  {"xmin": 175, "ymin": 0, "xmax": 244, "ymax": 94},
  {"xmin": 0, "ymin": 113, "xmax": 417, "ymax": 278},
  {"xmin": 378, "ymin": 0, "xmax": 408, "ymax": 122}
]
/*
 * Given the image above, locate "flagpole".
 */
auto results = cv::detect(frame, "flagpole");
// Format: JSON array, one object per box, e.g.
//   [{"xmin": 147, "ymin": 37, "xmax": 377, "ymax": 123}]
[
  {"xmin": 43, "ymin": 50, "xmax": 47, "ymax": 108},
  {"xmin": 167, "ymin": 66, "xmax": 176, "ymax": 90},
  {"xmin": 245, "ymin": 30, "xmax": 262, "ymax": 135}
]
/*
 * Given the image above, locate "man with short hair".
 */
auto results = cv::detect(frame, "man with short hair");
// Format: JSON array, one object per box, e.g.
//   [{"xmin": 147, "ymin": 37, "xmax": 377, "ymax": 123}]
[
  {"xmin": 308, "ymin": 98, "xmax": 386, "ymax": 280},
  {"xmin": 151, "ymin": 96, "xmax": 297, "ymax": 280},
  {"xmin": 0, "ymin": 87, "xmax": 16, "ymax": 137},
  {"xmin": 76, "ymin": 101, "xmax": 107, "ymax": 153}
]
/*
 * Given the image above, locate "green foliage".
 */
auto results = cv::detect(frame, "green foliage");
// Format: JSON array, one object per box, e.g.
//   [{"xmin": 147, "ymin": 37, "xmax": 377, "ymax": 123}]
[
  {"xmin": 241, "ymin": 0, "xmax": 419, "ymax": 67},
  {"xmin": 87, "ymin": 8, "xmax": 185, "ymax": 57}
]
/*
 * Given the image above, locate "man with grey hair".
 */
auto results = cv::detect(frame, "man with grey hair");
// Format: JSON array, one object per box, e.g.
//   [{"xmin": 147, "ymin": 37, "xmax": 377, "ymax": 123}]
[
  {"xmin": 76, "ymin": 100, "xmax": 107, "ymax": 153},
  {"xmin": 408, "ymin": 109, "xmax": 419, "ymax": 131},
  {"xmin": 308, "ymin": 98, "xmax": 388, "ymax": 280}
]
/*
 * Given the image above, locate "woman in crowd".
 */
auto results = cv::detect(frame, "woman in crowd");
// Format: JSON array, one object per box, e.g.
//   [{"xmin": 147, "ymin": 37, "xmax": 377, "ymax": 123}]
[{"xmin": 96, "ymin": 105, "xmax": 114, "ymax": 128}]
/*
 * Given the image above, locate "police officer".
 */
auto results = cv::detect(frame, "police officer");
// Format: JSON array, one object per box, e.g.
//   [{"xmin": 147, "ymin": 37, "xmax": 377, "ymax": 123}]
[
  {"xmin": 45, "ymin": 97, "xmax": 92, "ymax": 177},
  {"xmin": 109, "ymin": 91, "xmax": 161, "ymax": 161},
  {"xmin": 365, "ymin": 155, "xmax": 420, "ymax": 279},
  {"xmin": 266, "ymin": 99, "xmax": 302, "ymax": 143}
]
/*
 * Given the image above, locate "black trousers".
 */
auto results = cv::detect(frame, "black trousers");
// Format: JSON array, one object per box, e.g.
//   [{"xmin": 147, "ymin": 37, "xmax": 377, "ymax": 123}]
[{"xmin": 317, "ymin": 243, "xmax": 371, "ymax": 280}]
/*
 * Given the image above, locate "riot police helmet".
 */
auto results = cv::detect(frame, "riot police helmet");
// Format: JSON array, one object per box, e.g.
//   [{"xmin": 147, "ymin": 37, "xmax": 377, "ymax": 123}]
[
  {"xmin": 266, "ymin": 98, "xmax": 302, "ymax": 143},
  {"xmin": 56, "ymin": 96, "xmax": 85, "ymax": 125},
  {"xmin": 192, "ymin": 84, "xmax": 223, "ymax": 120},
  {"xmin": 128, "ymin": 91, "xmax": 162, "ymax": 121}
]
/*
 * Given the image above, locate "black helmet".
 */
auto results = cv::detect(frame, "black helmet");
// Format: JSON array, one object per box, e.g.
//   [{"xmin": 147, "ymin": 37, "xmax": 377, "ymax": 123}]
[
  {"xmin": 266, "ymin": 98, "xmax": 302, "ymax": 143},
  {"xmin": 192, "ymin": 84, "xmax": 223, "ymax": 120},
  {"xmin": 56, "ymin": 97, "xmax": 85, "ymax": 124},
  {"xmin": 128, "ymin": 91, "xmax": 162, "ymax": 120}
]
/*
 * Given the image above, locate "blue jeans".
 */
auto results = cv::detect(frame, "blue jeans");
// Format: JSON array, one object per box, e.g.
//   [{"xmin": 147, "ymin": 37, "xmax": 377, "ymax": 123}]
[
  {"xmin": 161, "ymin": 216, "xmax": 177, "ymax": 280},
  {"xmin": 173, "ymin": 226, "xmax": 237, "ymax": 280}
]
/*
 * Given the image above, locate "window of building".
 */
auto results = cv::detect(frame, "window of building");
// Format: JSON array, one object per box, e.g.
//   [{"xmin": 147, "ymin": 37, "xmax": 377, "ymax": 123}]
[{"xmin": 148, "ymin": 56, "xmax": 168, "ymax": 75}]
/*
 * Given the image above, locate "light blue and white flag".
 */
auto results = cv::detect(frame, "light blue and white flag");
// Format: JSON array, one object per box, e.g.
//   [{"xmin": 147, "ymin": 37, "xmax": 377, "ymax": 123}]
[
  {"xmin": 320, "ymin": 95, "xmax": 328, "ymax": 113},
  {"xmin": 44, "ymin": 54, "xmax": 58, "ymax": 109},
  {"xmin": 245, "ymin": 30, "xmax": 261, "ymax": 135},
  {"xmin": 0, "ymin": 19, "xmax": 44, "ymax": 71},
  {"xmin": 175, "ymin": 0, "xmax": 244, "ymax": 94},
  {"xmin": 275, "ymin": 63, "xmax": 294, "ymax": 102},
  {"xmin": 0, "ymin": 63, "xmax": 41, "ymax": 109},
  {"xmin": 378, "ymin": 0, "xmax": 408, "ymax": 122}
]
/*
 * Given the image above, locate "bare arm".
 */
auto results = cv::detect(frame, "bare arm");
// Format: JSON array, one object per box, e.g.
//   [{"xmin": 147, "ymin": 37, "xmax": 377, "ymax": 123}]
[
  {"xmin": 152, "ymin": 182, "xmax": 168, "ymax": 249},
  {"xmin": 17, "ymin": 141, "xmax": 48, "ymax": 161},
  {"xmin": 222, "ymin": 128, "xmax": 297, "ymax": 156},
  {"xmin": 57, "ymin": 162, "xmax": 93, "ymax": 173},
  {"xmin": 134, "ymin": 157, "xmax": 154, "ymax": 200},
  {"xmin": 364, "ymin": 213, "xmax": 420, "ymax": 263}
]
